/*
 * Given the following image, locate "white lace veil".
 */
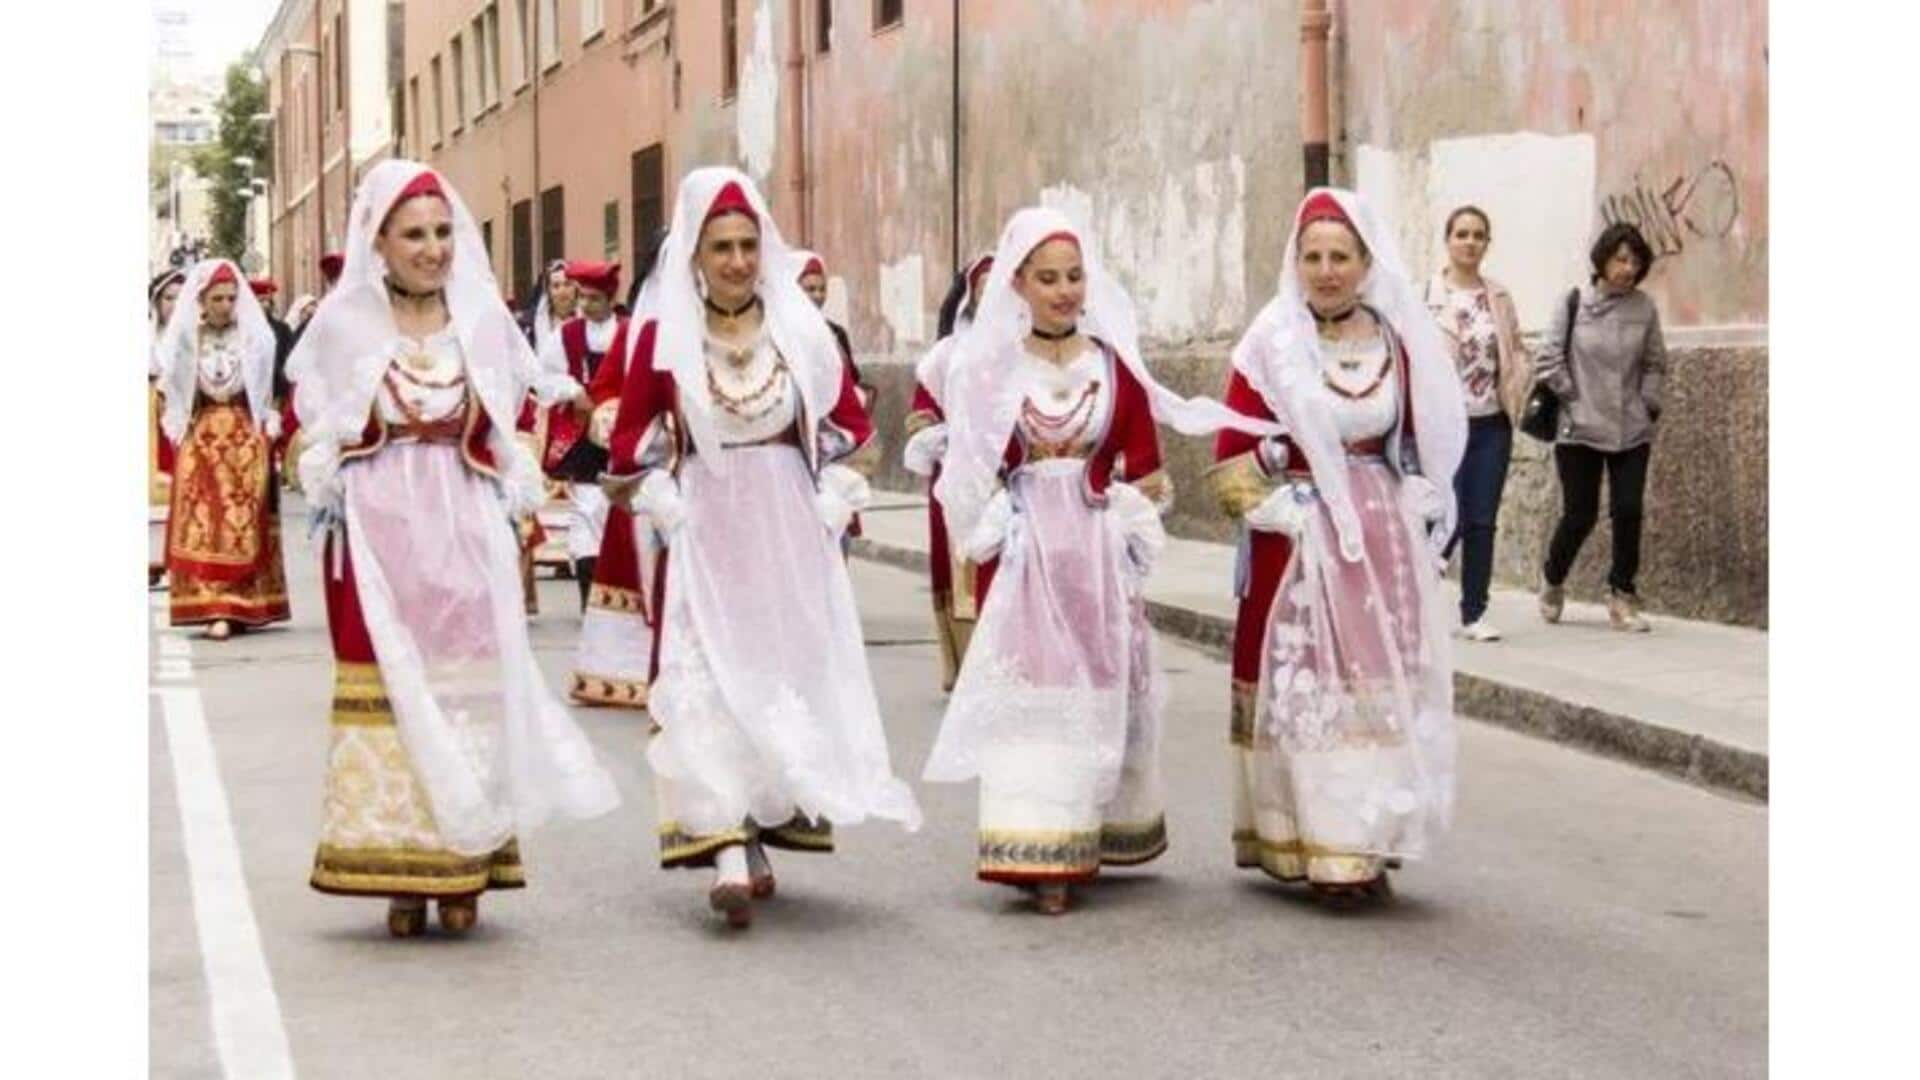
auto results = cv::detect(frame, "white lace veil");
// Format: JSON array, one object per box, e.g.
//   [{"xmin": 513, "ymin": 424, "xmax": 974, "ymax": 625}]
[
  {"xmin": 1230, "ymin": 187, "xmax": 1467, "ymax": 560},
  {"xmin": 157, "ymin": 258, "xmax": 276, "ymax": 442},
  {"xmin": 624, "ymin": 166, "xmax": 843, "ymax": 474},
  {"xmin": 934, "ymin": 207, "xmax": 1280, "ymax": 550},
  {"xmin": 287, "ymin": 159, "xmax": 542, "ymax": 453}
]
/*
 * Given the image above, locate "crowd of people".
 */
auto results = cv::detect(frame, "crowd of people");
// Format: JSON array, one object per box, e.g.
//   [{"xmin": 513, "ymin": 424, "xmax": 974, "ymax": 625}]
[{"xmin": 147, "ymin": 159, "xmax": 1669, "ymax": 934}]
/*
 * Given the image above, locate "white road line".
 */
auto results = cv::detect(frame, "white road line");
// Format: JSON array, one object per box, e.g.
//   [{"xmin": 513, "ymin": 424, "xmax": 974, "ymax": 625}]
[{"xmin": 155, "ymin": 621, "xmax": 297, "ymax": 1080}]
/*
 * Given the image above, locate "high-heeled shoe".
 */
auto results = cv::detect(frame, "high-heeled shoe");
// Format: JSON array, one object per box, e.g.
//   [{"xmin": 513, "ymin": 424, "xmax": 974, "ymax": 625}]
[
  {"xmin": 387, "ymin": 898, "xmax": 428, "ymax": 938},
  {"xmin": 1309, "ymin": 872, "xmax": 1393, "ymax": 907},
  {"xmin": 745, "ymin": 841, "xmax": 776, "ymax": 899},
  {"xmin": 438, "ymin": 894, "xmax": 479, "ymax": 934},
  {"xmin": 709, "ymin": 882, "xmax": 753, "ymax": 928}
]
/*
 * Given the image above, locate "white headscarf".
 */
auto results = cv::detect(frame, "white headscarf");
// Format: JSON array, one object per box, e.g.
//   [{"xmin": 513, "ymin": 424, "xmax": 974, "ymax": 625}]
[
  {"xmin": 528, "ymin": 258, "xmax": 570, "ymax": 356},
  {"xmin": 910, "ymin": 250, "xmax": 995, "ymax": 407},
  {"xmin": 148, "ymin": 268, "xmax": 185, "ymax": 379},
  {"xmin": 934, "ymin": 207, "xmax": 1280, "ymax": 549},
  {"xmin": 158, "ymin": 258, "xmax": 276, "ymax": 443},
  {"xmin": 625, "ymin": 166, "xmax": 844, "ymax": 475},
  {"xmin": 287, "ymin": 160, "xmax": 544, "ymax": 459},
  {"xmin": 791, "ymin": 248, "xmax": 826, "ymax": 280},
  {"xmin": 1231, "ymin": 187, "xmax": 1467, "ymax": 561}
]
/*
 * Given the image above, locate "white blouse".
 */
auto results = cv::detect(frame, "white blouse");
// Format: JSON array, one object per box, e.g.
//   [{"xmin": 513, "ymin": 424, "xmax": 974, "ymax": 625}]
[
  {"xmin": 377, "ymin": 327, "xmax": 469, "ymax": 428},
  {"xmin": 1320, "ymin": 334, "xmax": 1399, "ymax": 445},
  {"xmin": 1014, "ymin": 345, "xmax": 1112, "ymax": 460},
  {"xmin": 195, "ymin": 326, "xmax": 247, "ymax": 402}
]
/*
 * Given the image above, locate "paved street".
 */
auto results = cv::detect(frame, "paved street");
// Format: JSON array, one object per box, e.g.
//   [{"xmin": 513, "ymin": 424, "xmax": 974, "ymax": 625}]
[{"xmin": 151, "ymin": 503, "xmax": 1766, "ymax": 1079}]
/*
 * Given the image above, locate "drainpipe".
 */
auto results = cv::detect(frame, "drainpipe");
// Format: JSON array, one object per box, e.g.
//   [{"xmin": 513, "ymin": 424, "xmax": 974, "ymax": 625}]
[
  {"xmin": 531, "ymin": 0, "xmax": 543, "ymax": 264},
  {"xmin": 314, "ymin": 14, "xmax": 326, "ymax": 283},
  {"xmin": 787, "ymin": 0, "xmax": 808, "ymax": 242},
  {"xmin": 950, "ymin": 0, "xmax": 960, "ymax": 273},
  {"xmin": 1301, "ymin": 0, "xmax": 1332, "ymax": 190}
]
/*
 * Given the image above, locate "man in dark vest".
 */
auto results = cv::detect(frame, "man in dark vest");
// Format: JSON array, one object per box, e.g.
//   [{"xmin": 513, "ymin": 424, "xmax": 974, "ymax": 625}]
[{"xmin": 536, "ymin": 260, "xmax": 629, "ymax": 610}]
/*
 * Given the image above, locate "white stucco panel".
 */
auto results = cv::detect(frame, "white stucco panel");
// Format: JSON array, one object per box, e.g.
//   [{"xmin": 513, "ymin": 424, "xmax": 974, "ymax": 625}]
[
  {"xmin": 1360, "ymin": 134, "xmax": 1597, "ymax": 335},
  {"xmin": 1427, "ymin": 133, "xmax": 1597, "ymax": 333},
  {"xmin": 879, "ymin": 255, "xmax": 927, "ymax": 347},
  {"xmin": 735, "ymin": 0, "xmax": 780, "ymax": 184}
]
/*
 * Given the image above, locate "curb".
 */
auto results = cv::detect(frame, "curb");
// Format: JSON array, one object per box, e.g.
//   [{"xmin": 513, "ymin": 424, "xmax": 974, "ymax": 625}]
[{"xmin": 850, "ymin": 535, "xmax": 1768, "ymax": 803}]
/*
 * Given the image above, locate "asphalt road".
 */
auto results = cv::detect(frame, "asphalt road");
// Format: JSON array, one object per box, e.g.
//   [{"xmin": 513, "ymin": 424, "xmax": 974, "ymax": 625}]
[{"xmin": 150, "ymin": 506, "xmax": 1766, "ymax": 1079}]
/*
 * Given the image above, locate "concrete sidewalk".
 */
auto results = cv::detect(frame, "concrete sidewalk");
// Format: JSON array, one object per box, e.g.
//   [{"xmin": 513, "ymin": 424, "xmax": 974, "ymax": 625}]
[{"xmin": 853, "ymin": 495, "xmax": 1768, "ymax": 801}]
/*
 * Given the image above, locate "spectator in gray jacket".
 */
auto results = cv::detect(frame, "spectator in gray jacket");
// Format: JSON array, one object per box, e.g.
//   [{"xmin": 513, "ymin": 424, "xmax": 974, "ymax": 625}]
[{"xmin": 1534, "ymin": 222, "xmax": 1667, "ymax": 632}]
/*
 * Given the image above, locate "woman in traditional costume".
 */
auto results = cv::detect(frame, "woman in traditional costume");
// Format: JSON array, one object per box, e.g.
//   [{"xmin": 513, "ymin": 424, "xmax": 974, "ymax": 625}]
[
  {"xmin": 568, "ymin": 260, "xmax": 658, "ymax": 710},
  {"xmin": 793, "ymin": 250, "xmax": 871, "ymax": 409},
  {"xmin": 149, "ymin": 269, "xmax": 185, "ymax": 587},
  {"xmin": 158, "ymin": 259, "xmax": 291, "ymax": 639},
  {"xmin": 522, "ymin": 258, "xmax": 579, "ymax": 355},
  {"xmin": 1207, "ymin": 188, "xmax": 1465, "ymax": 903},
  {"xmin": 601, "ymin": 167, "xmax": 921, "ymax": 929},
  {"xmin": 923, "ymin": 208, "xmax": 1277, "ymax": 915},
  {"xmin": 288, "ymin": 160, "xmax": 619, "ymax": 937},
  {"xmin": 514, "ymin": 259, "xmax": 583, "ymax": 597},
  {"xmin": 902, "ymin": 252, "xmax": 994, "ymax": 690}
]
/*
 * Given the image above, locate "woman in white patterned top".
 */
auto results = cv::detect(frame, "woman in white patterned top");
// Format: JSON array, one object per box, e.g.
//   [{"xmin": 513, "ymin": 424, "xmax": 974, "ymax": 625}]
[{"xmin": 1421, "ymin": 206, "xmax": 1532, "ymax": 641}]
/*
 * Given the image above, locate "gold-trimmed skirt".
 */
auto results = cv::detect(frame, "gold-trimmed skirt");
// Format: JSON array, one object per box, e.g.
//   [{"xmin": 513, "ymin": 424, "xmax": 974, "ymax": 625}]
[
  {"xmin": 653, "ymin": 785, "xmax": 834, "ymax": 868},
  {"xmin": 309, "ymin": 661, "xmax": 524, "ymax": 898},
  {"xmin": 976, "ymin": 750, "xmax": 1167, "ymax": 885},
  {"xmin": 1229, "ymin": 679, "xmax": 1388, "ymax": 885}
]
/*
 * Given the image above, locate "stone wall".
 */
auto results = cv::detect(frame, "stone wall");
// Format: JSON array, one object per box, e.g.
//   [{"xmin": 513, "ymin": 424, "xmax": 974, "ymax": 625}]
[{"xmin": 863, "ymin": 336, "xmax": 1768, "ymax": 628}]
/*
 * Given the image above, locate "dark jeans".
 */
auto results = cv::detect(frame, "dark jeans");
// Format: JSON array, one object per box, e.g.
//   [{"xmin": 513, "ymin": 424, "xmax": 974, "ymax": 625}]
[
  {"xmin": 1444, "ymin": 414, "xmax": 1513, "ymax": 624},
  {"xmin": 1543, "ymin": 442, "xmax": 1651, "ymax": 595}
]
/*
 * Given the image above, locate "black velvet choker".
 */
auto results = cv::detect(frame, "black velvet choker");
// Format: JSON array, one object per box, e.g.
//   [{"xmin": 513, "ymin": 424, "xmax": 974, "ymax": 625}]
[
  {"xmin": 1311, "ymin": 302, "xmax": 1360, "ymax": 325},
  {"xmin": 704, "ymin": 294, "xmax": 761, "ymax": 319},
  {"xmin": 1030, "ymin": 323, "xmax": 1078, "ymax": 342},
  {"xmin": 385, "ymin": 277, "xmax": 444, "ymax": 302}
]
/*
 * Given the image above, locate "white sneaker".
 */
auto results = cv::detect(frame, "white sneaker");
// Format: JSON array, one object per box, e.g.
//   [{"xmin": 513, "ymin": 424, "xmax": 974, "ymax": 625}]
[{"xmin": 1459, "ymin": 620, "xmax": 1503, "ymax": 642}]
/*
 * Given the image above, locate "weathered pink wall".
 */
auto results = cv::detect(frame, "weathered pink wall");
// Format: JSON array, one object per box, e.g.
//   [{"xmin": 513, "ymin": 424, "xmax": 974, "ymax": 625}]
[
  {"xmin": 1339, "ymin": 0, "xmax": 1768, "ymax": 328},
  {"xmin": 802, "ymin": 0, "xmax": 1304, "ymax": 357}
]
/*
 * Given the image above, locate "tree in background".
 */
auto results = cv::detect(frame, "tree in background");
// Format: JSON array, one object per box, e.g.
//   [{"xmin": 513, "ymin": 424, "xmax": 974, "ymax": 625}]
[{"xmin": 193, "ymin": 58, "xmax": 271, "ymax": 263}]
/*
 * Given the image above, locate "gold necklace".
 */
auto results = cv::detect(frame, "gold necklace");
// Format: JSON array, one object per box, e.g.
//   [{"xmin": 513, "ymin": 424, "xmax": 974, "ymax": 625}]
[{"xmin": 706, "ymin": 354, "xmax": 789, "ymax": 423}]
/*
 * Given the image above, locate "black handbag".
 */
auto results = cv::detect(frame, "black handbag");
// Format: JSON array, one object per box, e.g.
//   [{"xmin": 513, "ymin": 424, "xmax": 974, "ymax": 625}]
[{"xmin": 1520, "ymin": 288, "xmax": 1581, "ymax": 443}]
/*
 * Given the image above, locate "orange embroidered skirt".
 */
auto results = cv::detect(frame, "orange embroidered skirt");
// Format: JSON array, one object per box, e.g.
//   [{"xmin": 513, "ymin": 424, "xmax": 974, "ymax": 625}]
[{"xmin": 165, "ymin": 401, "xmax": 290, "ymax": 627}]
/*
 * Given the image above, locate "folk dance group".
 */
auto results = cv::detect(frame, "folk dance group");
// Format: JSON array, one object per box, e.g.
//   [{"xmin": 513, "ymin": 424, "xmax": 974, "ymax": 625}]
[{"xmin": 148, "ymin": 159, "xmax": 1470, "ymax": 933}]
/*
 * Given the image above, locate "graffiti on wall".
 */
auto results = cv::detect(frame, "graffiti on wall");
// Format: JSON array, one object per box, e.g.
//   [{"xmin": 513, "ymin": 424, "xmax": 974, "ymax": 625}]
[{"xmin": 1599, "ymin": 161, "xmax": 1740, "ymax": 259}]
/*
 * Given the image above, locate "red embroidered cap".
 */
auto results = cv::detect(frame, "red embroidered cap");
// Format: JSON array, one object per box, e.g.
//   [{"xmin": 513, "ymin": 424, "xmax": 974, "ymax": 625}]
[
  {"xmin": 566, "ymin": 259, "xmax": 622, "ymax": 298},
  {"xmin": 704, "ymin": 181, "xmax": 759, "ymax": 227},
  {"xmin": 1297, "ymin": 190, "xmax": 1353, "ymax": 231}
]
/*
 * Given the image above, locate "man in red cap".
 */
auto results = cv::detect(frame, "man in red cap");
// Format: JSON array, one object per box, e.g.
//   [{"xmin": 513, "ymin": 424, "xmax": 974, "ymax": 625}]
[
  {"xmin": 536, "ymin": 259, "xmax": 629, "ymax": 609},
  {"xmin": 246, "ymin": 277, "xmax": 299, "ymax": 417}
]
